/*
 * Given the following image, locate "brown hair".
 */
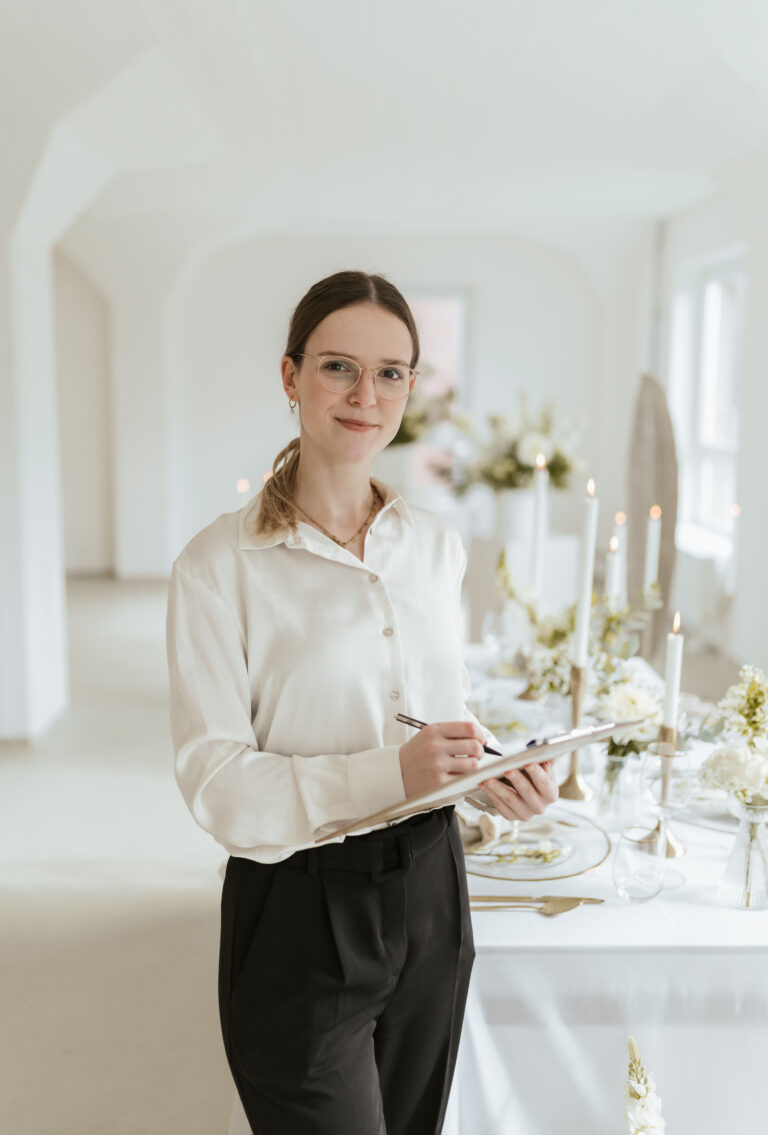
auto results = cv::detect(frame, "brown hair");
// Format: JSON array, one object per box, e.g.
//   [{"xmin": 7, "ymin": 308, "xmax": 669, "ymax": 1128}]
[{"xmin": 255, "ymin": 270, "xmax": 420, "ymax": 536}]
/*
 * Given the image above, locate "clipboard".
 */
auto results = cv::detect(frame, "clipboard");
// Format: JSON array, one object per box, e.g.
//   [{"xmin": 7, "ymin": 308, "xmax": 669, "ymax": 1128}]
[{"xmin": 316, "ymin": 718, "xmax": 642, "ymax": 842}]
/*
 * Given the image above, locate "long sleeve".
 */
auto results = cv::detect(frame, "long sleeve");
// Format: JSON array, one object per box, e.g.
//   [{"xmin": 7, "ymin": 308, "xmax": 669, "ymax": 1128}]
[{"xmin": 165, "ymin": 562, "xmax": 407, "ymax": 861}]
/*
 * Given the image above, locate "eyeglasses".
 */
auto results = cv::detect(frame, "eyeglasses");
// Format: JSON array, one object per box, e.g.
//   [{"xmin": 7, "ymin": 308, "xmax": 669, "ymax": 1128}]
[{"xmin": 295, "ymin": 353, "xmax": 418, "ymax": 402}]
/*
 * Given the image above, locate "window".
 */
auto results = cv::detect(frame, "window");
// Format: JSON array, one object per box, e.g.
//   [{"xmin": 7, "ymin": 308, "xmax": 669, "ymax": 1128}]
[{"xmin": 669, "ymin": 252, "xmax": 746, "ymax": 555}]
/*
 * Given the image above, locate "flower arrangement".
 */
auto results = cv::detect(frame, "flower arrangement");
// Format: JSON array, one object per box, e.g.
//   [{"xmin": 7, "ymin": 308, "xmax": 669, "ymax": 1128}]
[
  {"xmin": 441, "ymin": 394, "xmax": 582, "ymax": 493},
  {"xmin": 390, "ymin": 387, "xmax": 454, "ymax": 446},
  {"xmin": 711, "ymin": 664, "xmax": 768, "ymax": 750},
  {"xmin": 700, "ymin": 744, "xmax": 768, "ymax": 805},
  {"xmin": 496, "ymin": 550, "xmax": 658, "ymax": 701},
  {"xmin": 697, "ymin": 666, "xmax": 768, "ymax": 805},
  {"xmin": 593, "ymin": 682, "xmax": 663, "ymax": 758},
  {"xmin": 625, "ymin": 1037, "xmax": 666, "ymax": 1135}
]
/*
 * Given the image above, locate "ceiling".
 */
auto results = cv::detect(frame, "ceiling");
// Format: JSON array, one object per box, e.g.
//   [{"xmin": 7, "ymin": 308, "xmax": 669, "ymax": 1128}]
[{"xmin": 3, "ymin": 0, "xmax": 768, "ymax": 288}]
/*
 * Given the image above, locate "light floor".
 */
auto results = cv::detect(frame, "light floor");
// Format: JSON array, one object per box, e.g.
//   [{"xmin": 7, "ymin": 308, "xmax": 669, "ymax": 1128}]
[
  {"xmin": 0, "ymin": 579, "xmax": 233, "ymax": 1135},
  {"xmin": 0, "ymin": 578, "xmax": 741, "ymax": 1134}
]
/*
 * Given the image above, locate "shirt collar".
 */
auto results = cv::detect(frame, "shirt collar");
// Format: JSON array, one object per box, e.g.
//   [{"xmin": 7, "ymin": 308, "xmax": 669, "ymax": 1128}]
[{"xmin": 237, "ymin": 477, "xmax": 413, "ymax": 551}]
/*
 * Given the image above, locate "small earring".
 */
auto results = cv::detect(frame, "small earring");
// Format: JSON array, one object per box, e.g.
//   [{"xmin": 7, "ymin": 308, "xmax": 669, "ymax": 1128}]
[{"xmin": 289, "ymin": 398, "xmax": 297, "ymax": 414}]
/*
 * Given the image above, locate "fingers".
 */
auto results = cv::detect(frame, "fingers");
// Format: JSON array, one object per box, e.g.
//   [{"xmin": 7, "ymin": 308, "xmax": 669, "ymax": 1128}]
[
  {"xmin": 480, "ymin": 777, "xmax": 536, "ymax": 822},
  {"xmin": 435, "ymin": 721, "xmax": 485, "ymax": 741},
  {"xmin": 421, "ymin": 723, "xmax": 484, "ymax": 760},
  {"xmin": 446, "ymin": 755, "xmax": 482, "ymax": 777},
  {"xmin": 479, "ymin": 760, "xmax": 558, "ymax": 821}
]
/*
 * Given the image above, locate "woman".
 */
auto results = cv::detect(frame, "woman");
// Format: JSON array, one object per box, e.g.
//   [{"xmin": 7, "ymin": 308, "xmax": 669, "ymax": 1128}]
[{"xmin": 166, "ymin": 270, "xmax": 558, "ymax": 1134}]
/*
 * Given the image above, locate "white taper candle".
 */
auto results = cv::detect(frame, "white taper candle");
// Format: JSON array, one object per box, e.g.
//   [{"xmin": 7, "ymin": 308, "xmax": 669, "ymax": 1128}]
[
  {"xmin": 605, "ymin": 535, "xmax": 622, "ymax": 607},
  {"xmin": 572, "ymin": 478, "xmax": 599, "ymax": 667},
  {"xmin": 530, "ymin": 453, "xmax": 548, "ymax": 597},
  {"xmin": 644, "ymin": 505, "xmax": 662, "ymax": 593},
  {"xmin": 662, "ymin": 611, "xmax": 684, "ymax": 729},
  {"xmin": 613, "ymin": 511, "xmax": 627, "ymax": 606}
]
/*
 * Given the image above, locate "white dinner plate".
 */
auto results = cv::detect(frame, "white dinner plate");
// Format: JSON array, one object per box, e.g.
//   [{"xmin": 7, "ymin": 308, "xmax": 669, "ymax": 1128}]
[{"xmin": 464, "ymin": 805, "xmax": 611, "ymax": 881}]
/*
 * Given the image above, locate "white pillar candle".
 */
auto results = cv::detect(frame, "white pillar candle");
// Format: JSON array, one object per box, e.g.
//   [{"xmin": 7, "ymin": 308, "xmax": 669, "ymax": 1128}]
[
  {"xmin": 529, "ymin": 453, "xmax": 548, "ymax": 597},
  {"xmin": 613, "ymin": 511, "xmax": 627, "ymax": 606},
  {"xmin": 572, "ymin": 478, "xmax": 599, "ymax": 668},
  {"xmin": 662, "ymin": 611, "xmax": 684, "ymax": 729},
  {"xmin": 605, "ymin": 535, "xmax": 622, "ymax": 607},
  {"xmin": 644, "ymin": 505, "xmax": 662, "ymax": 593}
]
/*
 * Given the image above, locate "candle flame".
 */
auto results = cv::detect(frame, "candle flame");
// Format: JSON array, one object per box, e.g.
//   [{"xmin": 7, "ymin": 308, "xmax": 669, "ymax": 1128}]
[
  {"xmin": 731, "ymin": 503, "xmax": 741, "ymax": 518},
  {"xmin": 536, "ymin": 452, "xmax": 547, "ymax": 470},
  {"xmin": 650, "ymin": 505, "xmax": 662, "ymax": 520},
  {"xmin": 614, "ymin": 511, "xmax": 626, "ymax": 526},
  {"xmin": 586, "ymin": 478, "xmax": 596, "ymax": 498},
  {"xmin": 236, "ymin": 478, "xmax": 251, "ymax": 494},
  {"xmin": 673, "ymin": 611, "xmax": 681, "ymax": 634},
  {"xmin": 609, "ymin": 535, "xmax": 619, "ymax": 553},
  {"xmin": 262, "ymin": 470, "xmax": 273, "ymax": 484}
]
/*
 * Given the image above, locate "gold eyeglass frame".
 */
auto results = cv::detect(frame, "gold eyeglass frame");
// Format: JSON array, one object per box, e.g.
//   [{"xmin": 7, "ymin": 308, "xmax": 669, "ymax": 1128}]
[{"xmin": 295, "ymin": 353, "xmax": 418, "ymax": 401}]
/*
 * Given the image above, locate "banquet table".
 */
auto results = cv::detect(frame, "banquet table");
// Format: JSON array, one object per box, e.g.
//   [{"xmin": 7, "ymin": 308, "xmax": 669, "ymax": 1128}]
[
  {"xmin": 226, "ymin": 810, "xmax": 768, "ymax": 1135},
  {"xmin": 442, "ymin": 810, "xmax": 768, "ymax": 1135},
  {"xmin": 227, "ymin": 655, "xmax": 768, "ymax": 1135}
]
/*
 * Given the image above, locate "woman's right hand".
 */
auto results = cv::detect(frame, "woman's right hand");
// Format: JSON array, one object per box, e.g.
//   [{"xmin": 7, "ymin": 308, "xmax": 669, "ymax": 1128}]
[{"xmin": 399, "ymin": 722, "xmax": 485, "ymax": 799}]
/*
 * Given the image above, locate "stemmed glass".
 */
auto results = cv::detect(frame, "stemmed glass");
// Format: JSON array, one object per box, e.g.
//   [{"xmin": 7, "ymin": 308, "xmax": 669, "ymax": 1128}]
[{"xmin": 640, "ymin": 743, "xmax": 698, "ymax": 889}]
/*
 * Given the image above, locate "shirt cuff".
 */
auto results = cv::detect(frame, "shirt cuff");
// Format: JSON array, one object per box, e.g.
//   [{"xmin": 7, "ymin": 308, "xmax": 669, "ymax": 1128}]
[{"xmin": 347, "ymin": 745, "xmax": 407, "ymax": 819}]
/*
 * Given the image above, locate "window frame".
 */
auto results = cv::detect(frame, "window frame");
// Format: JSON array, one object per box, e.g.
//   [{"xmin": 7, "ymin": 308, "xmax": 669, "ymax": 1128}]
[{"xmin": 668, "ymin": 248, "xmax": 747, "ymax": 554}]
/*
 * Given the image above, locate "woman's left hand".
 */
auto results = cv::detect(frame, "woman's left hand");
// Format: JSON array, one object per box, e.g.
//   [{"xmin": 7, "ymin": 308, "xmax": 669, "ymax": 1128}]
[{"xmin": 479, "ymin": 759, "xmax": 558, "ymax": 822}]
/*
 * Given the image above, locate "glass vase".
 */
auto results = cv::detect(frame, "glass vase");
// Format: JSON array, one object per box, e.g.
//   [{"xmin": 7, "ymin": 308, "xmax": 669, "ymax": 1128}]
[
  {"xmin": 718, "ymin": 797, "xmax": 768, "ymax": 910},
  {"xmin": 597, "ymin": 752, "xmax": 641, "ymax": 832}
]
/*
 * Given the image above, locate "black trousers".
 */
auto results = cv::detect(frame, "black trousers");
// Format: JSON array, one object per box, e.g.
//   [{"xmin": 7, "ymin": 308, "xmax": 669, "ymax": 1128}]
[{"xmin": 218, "ymin": 808, "xmax": 475, "ymax": 1135}]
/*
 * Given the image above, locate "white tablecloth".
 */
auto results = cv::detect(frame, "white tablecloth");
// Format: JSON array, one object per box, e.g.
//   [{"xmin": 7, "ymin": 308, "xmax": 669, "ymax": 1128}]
[
  {"xmin": 227, "ymin": 812, "xmax": 768, "ymax": 1135},
  {"xmin": 443, "ymin": 814, "xmax": 768, "ymax": 1134},
  {"xmin": 227, "ymin": 650, "xmax": 768, "ymax": 1133}
]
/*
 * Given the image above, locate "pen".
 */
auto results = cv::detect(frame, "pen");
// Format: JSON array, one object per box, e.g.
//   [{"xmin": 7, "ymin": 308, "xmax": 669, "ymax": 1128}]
[{"xmin": 394, "ymin": 712, "xmax": 503, "ymax": 757}]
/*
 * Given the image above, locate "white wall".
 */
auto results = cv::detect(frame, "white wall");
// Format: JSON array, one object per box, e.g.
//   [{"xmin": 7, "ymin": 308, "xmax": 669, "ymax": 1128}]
[
  {"xmin": 168, "ymin": 231, "xmax": 601, "ymax": 556},
  {"xmin": 588, "ymin": 229, "xmax": 656, "ymax": 549},
  {"xmin": 657, "ymin": 147, "xmax": 768, "ymax": 670},
  {"xmin": 53, "ymin": 249, "xmax": 112, "ymax": 574}
]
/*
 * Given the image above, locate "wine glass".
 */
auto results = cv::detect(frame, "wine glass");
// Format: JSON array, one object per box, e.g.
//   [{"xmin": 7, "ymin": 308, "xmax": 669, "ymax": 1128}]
[
  {"xmin": 613, "ymin": 826, "xmax": 665, "ymax": 903},
  {"xmin": 640, "ymin": 743, "xmax": 698, "ymax": 889}
]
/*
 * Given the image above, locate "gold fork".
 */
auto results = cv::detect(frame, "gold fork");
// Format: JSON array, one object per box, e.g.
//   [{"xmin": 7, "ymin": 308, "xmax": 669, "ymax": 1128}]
[{"xmin": 470, "ymin": 896, "xmax": 601, "ymax": 916}]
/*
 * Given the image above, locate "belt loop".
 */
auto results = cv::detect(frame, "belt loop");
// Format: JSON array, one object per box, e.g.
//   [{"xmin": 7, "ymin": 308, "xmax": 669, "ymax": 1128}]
[{"xmin": 306, "ymin": 848, "xmax": 318, "ymax": 875}]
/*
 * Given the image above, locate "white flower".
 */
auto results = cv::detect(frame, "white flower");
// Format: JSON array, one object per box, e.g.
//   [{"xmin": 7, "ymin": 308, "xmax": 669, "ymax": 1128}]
[
  {"xmin": 527, "ymin": 641, "xmax": 572, "ymax": 696},
  {"xmin": 517, "ymin": 431, "xmax": 554, "ymax": 467},
  {"xmin": 717, "ymin": 664, "xmax": 768, "ymax": 747},
  {"xmin": 626, "ymin": 1080, "xmax": 666, "ymax": 1134},
  {"xmin": 700, "ymin": 743, "xmax": 768, "ymax": 801},
  {"xmin": 595, "ymin": 682, "xmax": 663, "ymax": 745}
]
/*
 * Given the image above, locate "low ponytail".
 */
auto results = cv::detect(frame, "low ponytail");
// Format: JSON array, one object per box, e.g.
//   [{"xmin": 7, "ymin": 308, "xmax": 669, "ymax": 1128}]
[{"xmin": 254, "ymin": 437, "xmax": 302, "ymax": 538}]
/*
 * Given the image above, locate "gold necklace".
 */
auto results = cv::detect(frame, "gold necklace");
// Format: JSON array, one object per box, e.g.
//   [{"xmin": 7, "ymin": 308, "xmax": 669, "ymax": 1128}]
[{"xmin": 293, "ymin": 483, "xmax": 383, "ymax": 548}]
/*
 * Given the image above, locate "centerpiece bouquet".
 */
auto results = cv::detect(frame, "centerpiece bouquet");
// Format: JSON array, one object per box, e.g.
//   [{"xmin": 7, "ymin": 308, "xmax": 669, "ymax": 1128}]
[
  {"xmin": 496, "ymin": 552, "xmax": 663, "ymax": 821},
  {"xmin": 699, "ymin": 665, "xmax": 768, "ymax": 804},
  {"xmin": 390, "ymin": 386, "xmax": 455, "ymax": 445},
  {"xmin": 697, "ymin": 665, "xmax": 768, "ymax": 908},
  {"xmin": 439, "ymin": 394, "xmax": 582, "ymax": 494}
]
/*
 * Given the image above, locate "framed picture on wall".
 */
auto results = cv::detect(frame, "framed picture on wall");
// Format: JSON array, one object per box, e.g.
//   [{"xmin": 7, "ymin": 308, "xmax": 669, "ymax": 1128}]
[{"xmin": 404, "ymin": 289, "xmax": 469, "ymax": 489}]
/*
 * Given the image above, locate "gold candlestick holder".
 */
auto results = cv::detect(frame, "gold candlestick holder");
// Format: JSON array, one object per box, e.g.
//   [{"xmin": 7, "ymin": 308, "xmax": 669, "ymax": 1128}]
[
  {"xmin": 647, "ymin": 726, "xmax": 686, "ymax": 859},
  {"xmin": 558, "ymin": 664, "xmax": 594, "ymax": 801}
]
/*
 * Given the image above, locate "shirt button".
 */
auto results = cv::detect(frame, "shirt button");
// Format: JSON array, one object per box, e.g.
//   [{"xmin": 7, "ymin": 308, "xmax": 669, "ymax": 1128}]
[
  {"xmin": 389, "ymin": 690, "xmax": 401, "ymax": 701},
  {"xmin": 382, "ymin": 627, "xmax": 394, "ymax": 637},
  {"xmin": 368, "ymin": 573, "xmax": 379, "ymax": 583}
]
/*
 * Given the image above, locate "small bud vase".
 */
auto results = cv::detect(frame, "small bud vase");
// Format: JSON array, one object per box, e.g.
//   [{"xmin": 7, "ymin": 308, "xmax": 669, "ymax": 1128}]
[
  {"xmin": 718, "ymin": 796, "xmax": 768, "ymax": 910},
  {"xmin": 596, "ymin": 752, "xmax": 640, "ymax": 832}
]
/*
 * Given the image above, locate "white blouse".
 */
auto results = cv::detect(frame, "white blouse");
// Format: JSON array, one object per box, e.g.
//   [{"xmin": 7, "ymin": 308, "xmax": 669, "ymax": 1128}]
[{"xmin": 165, "ymin": 479, "xmax": 488, "ymax": 864}]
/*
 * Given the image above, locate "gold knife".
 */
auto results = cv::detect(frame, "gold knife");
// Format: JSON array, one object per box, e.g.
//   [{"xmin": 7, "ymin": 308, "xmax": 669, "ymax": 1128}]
[{"xmin": 470, "ymin": 894, "xmax": 603, "ymax": 904}]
